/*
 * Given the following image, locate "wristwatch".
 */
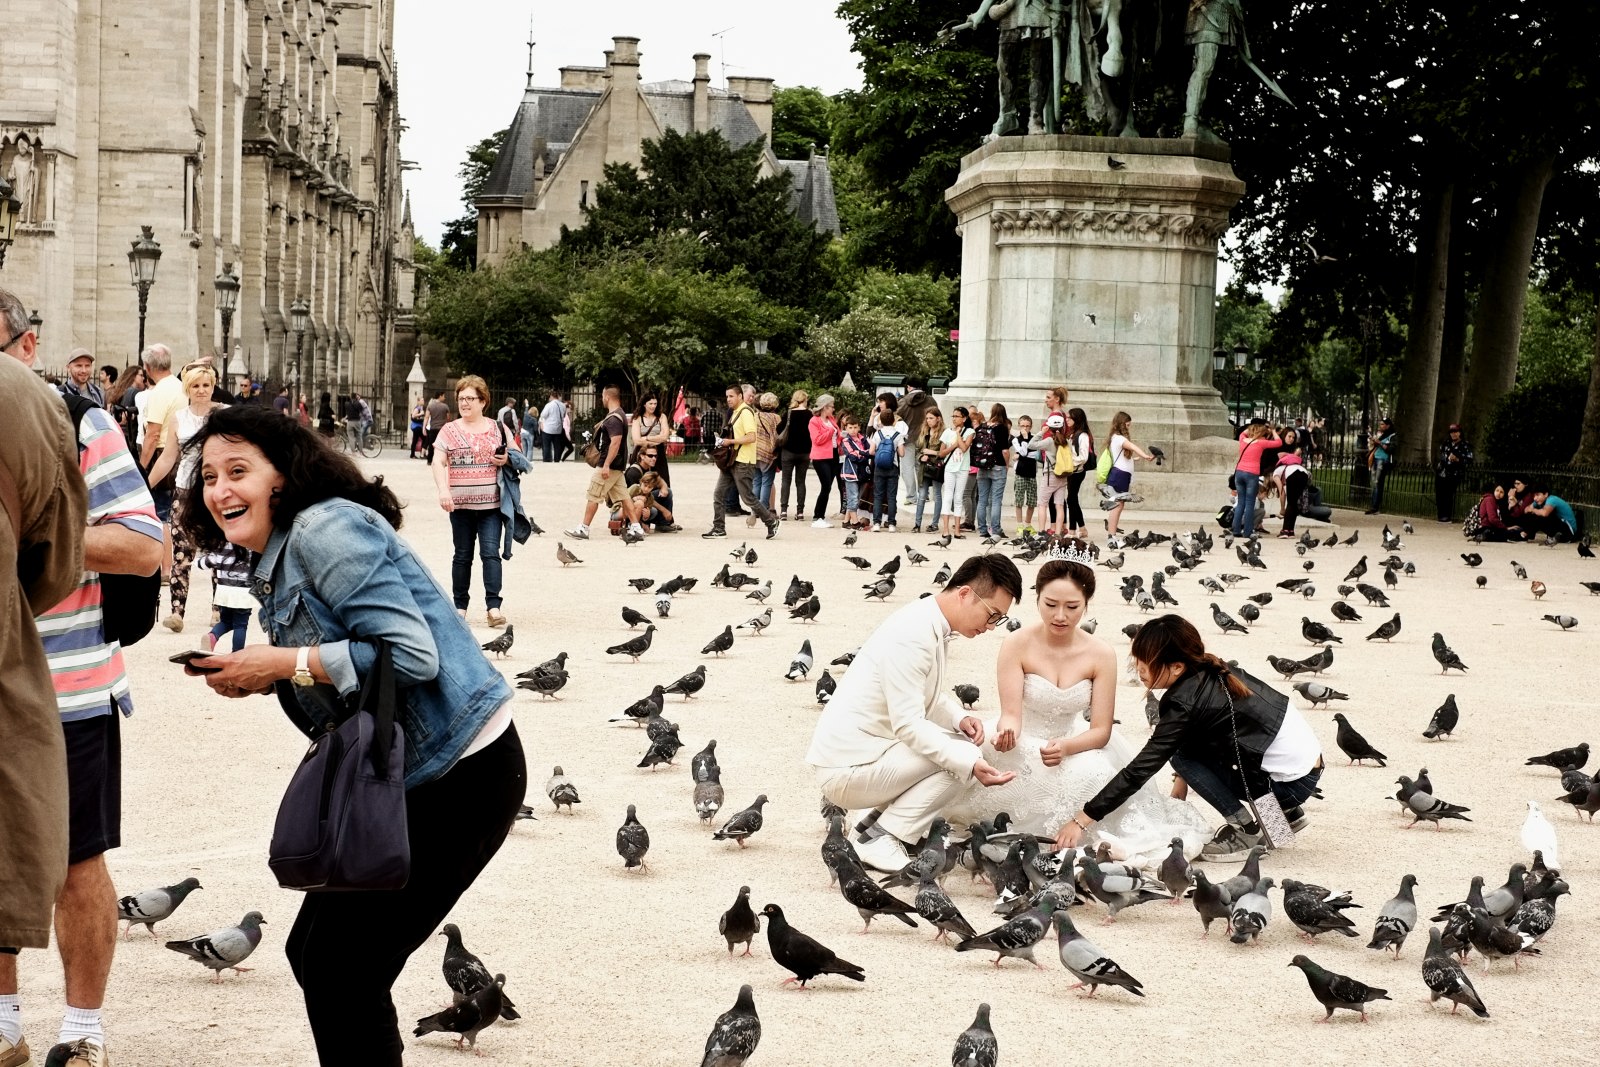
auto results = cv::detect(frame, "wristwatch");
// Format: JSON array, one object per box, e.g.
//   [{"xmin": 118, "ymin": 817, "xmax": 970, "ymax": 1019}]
[{"xmin": 292, "ymin": 646, "xmax": 316, "ymax": 688}]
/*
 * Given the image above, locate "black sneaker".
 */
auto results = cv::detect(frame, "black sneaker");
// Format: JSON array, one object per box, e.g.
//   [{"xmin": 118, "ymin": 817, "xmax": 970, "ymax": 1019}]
[
  {"xmin": 1283, "ymin": 805, "xmax": 1310, "ymax": 832},
  {"xmin": 765, "ymin": 519, "xmax": 779, "ymax": 540},
  {"xmin": 702, "ymin": 528, "xmax": 727, "ymax": 539},
  {"xmin": 1199, "ymin": 822, "xmax": 1264, "ymax": 862}
]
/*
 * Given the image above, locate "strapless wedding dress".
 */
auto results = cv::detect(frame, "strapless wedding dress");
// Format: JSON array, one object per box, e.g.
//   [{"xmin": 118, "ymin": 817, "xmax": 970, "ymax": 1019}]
[{"xmin": 946, "ymin": 674, "xmax": 1210, "ymax": 867}]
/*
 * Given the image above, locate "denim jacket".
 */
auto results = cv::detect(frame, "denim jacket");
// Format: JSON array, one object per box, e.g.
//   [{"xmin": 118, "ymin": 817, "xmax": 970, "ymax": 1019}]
[
  {"xmin": 250, "ymin": 498, "xmax": 512, "ymax": 788},
  {"xmin": 498, "ymin": 442, "xmax": 532, "ymax": 558}
]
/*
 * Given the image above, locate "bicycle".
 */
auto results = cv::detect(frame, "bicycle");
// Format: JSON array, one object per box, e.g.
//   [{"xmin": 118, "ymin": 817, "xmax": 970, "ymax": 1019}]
[{"xmin": 333, "ymin": 419, "xmax": 384, "ymax": 459}]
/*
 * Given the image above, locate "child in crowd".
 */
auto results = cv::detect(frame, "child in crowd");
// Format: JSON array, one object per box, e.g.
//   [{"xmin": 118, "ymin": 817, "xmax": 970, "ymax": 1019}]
[
  {"xmin": 197, "ymin": 542, "xmax": 254, "ymax": 651},
  {"xmin": 868, "ymin": 409, "xmax": 905, "ymax": 532},
  {"xmin": 1012, "ymin": 414, "xmax": 1039, "ymax": 534},
  {"xmin": 839, "ymin": 414, "xmax": 869, "ymax": 530}
]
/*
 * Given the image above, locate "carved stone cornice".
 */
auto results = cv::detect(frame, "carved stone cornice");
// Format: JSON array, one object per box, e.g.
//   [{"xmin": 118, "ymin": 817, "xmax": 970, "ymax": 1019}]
[{"xmin": 988, "ymin": 203, "xmax": 1231, "ymax": 248}]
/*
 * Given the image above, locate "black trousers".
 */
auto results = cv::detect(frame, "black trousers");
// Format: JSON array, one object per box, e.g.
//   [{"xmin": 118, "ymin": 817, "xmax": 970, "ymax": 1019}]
[
  {"xmin": 422, "ymin": 427, "xmax": 443, "ymax": 464},
  {"xmin": 811, "ymin": 458, "xmax": 840, "ymax": 519},
  {"xmin": 1065, "ymin": 469, "xmax": 1088, "ymax": 530},
  {"xmin": 287, "ymin": 723, "xmax": 526, "ymax": 1065},
  {"xmin": 1281, "ymin": 470, "xmax": 1310, "ymax": 532},
  {"xmin": 1435, "ymin": 473, "xmax": 1461, "ymax": 522},
  {"xmin": 779, "ymin": 452, "xmax": 810, "ymax": 513}
]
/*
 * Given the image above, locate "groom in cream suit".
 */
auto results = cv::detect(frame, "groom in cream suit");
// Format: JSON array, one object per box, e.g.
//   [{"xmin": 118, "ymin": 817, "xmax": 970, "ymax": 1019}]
[{"xmin": 808, "ymin": 555, "xmax": 1024, "ymax": 871}]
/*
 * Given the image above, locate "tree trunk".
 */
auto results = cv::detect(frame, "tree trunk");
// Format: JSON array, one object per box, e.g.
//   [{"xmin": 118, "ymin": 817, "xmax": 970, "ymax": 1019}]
[
  {"xmin": 1572, "ymin": 301, "xmax": 1600, "ymax": 466},
  {"xmin": 1431, "ymin": 188, "xmax": 1471, "ymax": 446},
  {"xmin": 1395, "ymin": 179, "xmax": 1452, "ymax": 463},
  {"xmin": 1459, "ymin": 150, "xmax": 1558, "ymax": 440}
]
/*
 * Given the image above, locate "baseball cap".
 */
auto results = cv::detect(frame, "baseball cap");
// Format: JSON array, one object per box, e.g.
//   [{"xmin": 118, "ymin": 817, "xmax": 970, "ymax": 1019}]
[
  {"xmin": 1045, "ymin": 413, "xmax": 1065, "ymax": 429},
  {"xmin": 1448, "ymin": 423, "xmax": 1462, "ymax": 432},
  {"xmin": 67, "ymin": 348, "xmax": 94, "ymax": 364}
]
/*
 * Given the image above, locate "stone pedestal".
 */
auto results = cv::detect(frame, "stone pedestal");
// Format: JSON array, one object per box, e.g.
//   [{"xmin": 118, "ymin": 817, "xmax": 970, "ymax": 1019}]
[{"xmin": 943, "ymin": 135, "xmax": 1246, "ymax": 509}]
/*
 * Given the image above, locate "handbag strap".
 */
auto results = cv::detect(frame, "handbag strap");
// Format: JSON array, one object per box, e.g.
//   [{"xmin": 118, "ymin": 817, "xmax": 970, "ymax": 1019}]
[
  {"xmin": 355, "ymin": 637, "xmax": 398, "ymax": 779},
  {"xmin": 1222, "ymin": 675, "xmax": 1266, "ymax": 829}
]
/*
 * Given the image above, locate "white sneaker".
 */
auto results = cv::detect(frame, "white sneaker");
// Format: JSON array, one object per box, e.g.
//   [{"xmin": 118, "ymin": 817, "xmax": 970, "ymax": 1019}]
[
  {"xmin": 629, "ymin": 524, "xmax": 645, "ymax": 537},
  {"xmin": 855, "ymin": 833, "xmax": 912, "ymax": 873},
  {"xmin": 565, "ymin": 526, "xmax": 589, "ymax": 540},
  {"xmin": 811, "ymin": 518, "xmax": 833, "ymax": 529}
]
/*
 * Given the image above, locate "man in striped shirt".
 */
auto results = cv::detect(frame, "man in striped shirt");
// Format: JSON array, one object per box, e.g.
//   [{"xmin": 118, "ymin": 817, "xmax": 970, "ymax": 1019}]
[{"xmin": 3, "ymin": 289, "xmax": 163, "ymax": 1067}]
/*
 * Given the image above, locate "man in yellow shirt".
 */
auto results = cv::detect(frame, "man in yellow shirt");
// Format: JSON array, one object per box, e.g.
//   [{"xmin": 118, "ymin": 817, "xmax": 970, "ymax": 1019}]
[{"xmin": 703, "ymin": 384, "xmax": 778, "ymax": 539}]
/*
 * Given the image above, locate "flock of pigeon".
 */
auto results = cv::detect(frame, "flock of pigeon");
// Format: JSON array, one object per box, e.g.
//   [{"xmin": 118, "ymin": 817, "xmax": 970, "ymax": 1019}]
[{"xmin": 115, "ymin": 490, "xmax": 1598, "ymax": 1063}]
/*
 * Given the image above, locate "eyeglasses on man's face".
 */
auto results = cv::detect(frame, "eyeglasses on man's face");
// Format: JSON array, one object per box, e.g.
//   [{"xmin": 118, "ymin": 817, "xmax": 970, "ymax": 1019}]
[{"xmin": 974, "ymin": 593, "xmax": 1009, "ymax": 629}]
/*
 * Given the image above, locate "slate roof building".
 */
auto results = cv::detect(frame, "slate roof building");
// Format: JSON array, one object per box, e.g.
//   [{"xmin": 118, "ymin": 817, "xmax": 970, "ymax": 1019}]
[{"xmin": 474, "ymin": 36, "xmax": 837, "ymax": 268}]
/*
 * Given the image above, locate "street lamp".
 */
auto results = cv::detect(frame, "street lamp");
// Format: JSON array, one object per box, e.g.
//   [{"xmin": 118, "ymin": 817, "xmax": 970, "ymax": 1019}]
[
  {"xmin": 0, "ymin": 176, "xmax": 20, "ymax": 270},
  {"xmin": 215, "ymin": 262, "xmax": 240, "ymax": 357},
  {"xmin": 1213, "ymin": 343, "xmax": 1263, "ymax": 429},
  {"xmin": 28, "ymin": 309, "xmax": 42, "ymax": 340},
  {"xmin": 289, "ymin": 296, "xmax": 310, "ymax": 393},
  {"xmin": 127, "ymin": 226, "xmax": 162, "ymax": 355}
]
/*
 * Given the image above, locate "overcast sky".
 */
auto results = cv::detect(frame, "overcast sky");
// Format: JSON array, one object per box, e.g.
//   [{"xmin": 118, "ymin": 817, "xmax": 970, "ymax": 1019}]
[{"xmin": 394, "ymin": 0, "xmax": 865, "ymax": 245}]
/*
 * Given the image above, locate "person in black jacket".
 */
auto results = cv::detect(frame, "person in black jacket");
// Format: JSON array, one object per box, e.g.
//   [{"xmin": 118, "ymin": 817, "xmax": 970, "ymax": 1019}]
[{"xmin": 1055, "ymin": 614, "xmax": 1323, "ymax": 861}]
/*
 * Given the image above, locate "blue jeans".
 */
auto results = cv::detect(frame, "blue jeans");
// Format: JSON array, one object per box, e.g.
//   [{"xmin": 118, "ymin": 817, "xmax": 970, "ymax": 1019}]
[
  {"xmin": 752, "ymin": 463, "xmax": 777, "ymax": 511},
  {"xmin": 1231, "ymin": 471, "xmax": 1260, "ymax": 537},
  {"xmin": 916, "ymin": 479, "xmax": 943, "ymax": 528},
  {"xmin": 975, "ymin": 466, "xmax": 1008, "ymax": 535},
  {"xmin": 1370, "ymin": 459, "xmax": 1391, "ymax": 510},
  {"xmin": 872, "ymin": 467, "xmax": 899, "ymax": 526},
  {"xmin": 209, "ymin": 605, "xmax": 251, "ymax": 652},
  {"xmin": 448, "ymin": 508, "xmax": 505, "ymax": 611},
  {"xmin": 844, "ymin": 479, "xmax": 860, "ymax": 513},
  {"xmin": 1170, "ymin": 753, "xmax": 1323, "ymax": 821},
  {"xmin": 520, "ymin": 430, "xmax": 534, "ymax": 459}
]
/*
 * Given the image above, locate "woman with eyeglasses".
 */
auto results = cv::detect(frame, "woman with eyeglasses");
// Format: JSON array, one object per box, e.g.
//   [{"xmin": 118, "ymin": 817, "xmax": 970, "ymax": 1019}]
[
  {"xmin": 431, "ymin": 376, "xmax": 516, "ymax": 628},
  {"xmin": 145, "ymin": 363, "xmax": 228, "ymax": 633}
]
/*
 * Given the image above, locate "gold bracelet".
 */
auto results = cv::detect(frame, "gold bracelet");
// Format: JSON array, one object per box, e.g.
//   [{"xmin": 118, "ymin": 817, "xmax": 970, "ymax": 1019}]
[{"xmin": 1073, "ymin": 815, "xmax": 1091, "ymax": 832}]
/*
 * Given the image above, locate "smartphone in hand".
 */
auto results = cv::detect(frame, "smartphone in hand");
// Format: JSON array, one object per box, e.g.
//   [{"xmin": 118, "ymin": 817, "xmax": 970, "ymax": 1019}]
[{"xmin": 169, "ymin": 649, "xmax": 222, "ymax": 674}]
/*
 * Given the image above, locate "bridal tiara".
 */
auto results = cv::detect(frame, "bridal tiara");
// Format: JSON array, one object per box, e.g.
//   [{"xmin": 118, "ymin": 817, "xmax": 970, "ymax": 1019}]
[{"xmin": 1045, "ymin": 541, "xmax": 1097, "ymax": 566}]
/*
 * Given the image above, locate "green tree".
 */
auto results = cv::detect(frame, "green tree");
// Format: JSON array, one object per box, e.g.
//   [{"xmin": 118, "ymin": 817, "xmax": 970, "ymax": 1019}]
[
  {"xmin": 556, "ymin": 239, "xmax": 796, "ymax": 400},
  {"xmin": 850, "ymin": 268, "xmax": 956, "ymax": 326},
  {"xmin": 560, "ymin": 128, "xmax": 835, "ymax": 319},
  {"xmin": 803, "ymin": 306, "xmax": 949, "ymax": 393},
  {"xmin": 771, "ymin": 86, "xmax": 835, "ymax": 159},
  {"xmin": 417, "ymin": 245, "xmax": 574, "ymax": 381},
  {"xmin": 439, "ymin": 128, "xmax": 507, "ymax": 272}
]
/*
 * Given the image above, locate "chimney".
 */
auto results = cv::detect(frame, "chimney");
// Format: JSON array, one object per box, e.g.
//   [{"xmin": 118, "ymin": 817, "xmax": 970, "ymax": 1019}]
[
  {"xmin": 559, "ymin": 65, "xmax": 606, "ymax": 91},
  {"xmin": 692, "ymin": 53, "xmax": 711, "ymax": 132},
  {"xmin": 602, "ymin": 49, "xmax": 614, "ymax": 79},
  {"xmin": 727, "ymin": 76, "xmax": 774, "ymax": 149},
  {"xmin": 611, "ymin": 36, "xmax": 641, "ymax": 69}
]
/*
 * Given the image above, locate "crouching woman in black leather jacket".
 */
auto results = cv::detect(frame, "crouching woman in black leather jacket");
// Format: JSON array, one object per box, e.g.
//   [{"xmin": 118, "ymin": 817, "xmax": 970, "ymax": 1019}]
[{"xmin": 1056, "ymin": 614, "xmax": 1323, "ymax": 862}]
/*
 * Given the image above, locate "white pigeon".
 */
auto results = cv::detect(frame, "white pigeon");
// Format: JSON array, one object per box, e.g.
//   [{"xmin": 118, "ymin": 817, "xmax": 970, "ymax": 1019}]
[{"xmin": 1521, "ymin": 800, "xmax": 1559, "ymax": 869}]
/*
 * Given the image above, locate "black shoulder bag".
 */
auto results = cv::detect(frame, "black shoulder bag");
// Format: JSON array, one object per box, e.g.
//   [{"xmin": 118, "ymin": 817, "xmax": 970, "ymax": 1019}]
[{"xmin": 269, "ymin": 638, "xmax": 410, "ymax": 891}]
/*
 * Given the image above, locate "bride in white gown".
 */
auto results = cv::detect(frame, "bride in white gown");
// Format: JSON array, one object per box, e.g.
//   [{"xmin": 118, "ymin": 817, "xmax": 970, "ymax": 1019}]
[{"xmin": 945, "ymin": 553, "xmax": 1209, "ymax": 867}]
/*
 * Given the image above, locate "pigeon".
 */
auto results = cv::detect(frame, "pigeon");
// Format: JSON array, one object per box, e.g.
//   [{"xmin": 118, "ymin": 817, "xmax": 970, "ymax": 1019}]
[
  {"xmin": 842, "ymin": 556, "xmax": 872, "ymax": 570},
  {"xmin": 1288, "ymin": 955, "xmax": 1389, "ymax": 1022},
  {"xmin": 1300, "ymin": 583, "xmax": 1317, "ymax": 598},
  {"xmin": 953, "ymin": 684, "xmax": 981, "ymax": 709},
  {"xmin": 628, "ymin": 577, "xmax": 655, "ymax": 593},
  {"xmin": 724, "ymin": 572, "xmax": 758, "ymax": 590},
  {"xmin": 1520, "ymin": 801, "xmax": 1559, "ymax": 869},
  {"xmin": 827, "ymin": 854, "xmax": 920, "ymax": 931},
  {"xmin": 1582, "ymin": 581, "xmax": 1600, "ymax": 596},
  {"xmin": 1526, "ymin": 742, "xmax": 1588, "ymax": 771},
  {"xmin": 605, "ymin": 625, "xmax": 656, "ymax": 662},
  {"xmin": 702, "ymin": 625, "xmax": 735, "ymax": 657},
  {"xmin": 915, "ymin": 867, "xmax": 977, "ymax": 943},
  {"xmin": 691, "ymin": 741, "xmax": 721, "ymax": 789},
  {"xmin": 1079, "ymin": 857, "xmax": 1169, "ymax": 918},
  {"xmin": 1397, "ymin": 776, "xmax": 1472, "ymax": 828},
  {"xmin": 1465, "ymin": 906, "xmax": 1540, "ymax": 971},
  {"xmin": 438, "ymin": 923, "xmax": 520, "ymax": 1021},
  {"xmin": 820, "ymin": 813, "xmax": 861, "ymax": 886},
  {"xmin": 1333, "ymin": 713, "xmax": 1387, "ymax": 766},
  {"xmin": 638, "ymin": 729, "xmax": 682, "ymax": 770},
  {"xmin": 1228, "ymin": 878, "xmax": 1274, "ymax": 943},
  {"xmin": 1367, "ymin": 874, "xmax": 1418, "ymax": 956},
  {"xmin": 695, "ymin": 777, "xmax": 725, "ymax": 827},
  {"xmin": 1281, "ymin": 879, "xmax": 1362, "ymax": 941},
  {"xmin": 1422, "ymin": 926, "xmax": 1489, "ymax": 1017},
  {"xmin": 1156, "ymin": 838, "xmax": 1191, "ymax": 902},
  {"xmin": 1303, "ymin": 645, "xmax": 1335, "ymax": 674},
  {"xmin": 1423, "ymin": 695, "xmax": 1459, "ymax": 739},
  {"xmin": 952, "ymin": 1003, "xmax": 998, "ymax": 1067},
  {"xmin": 700, "ymin": 985, "xmax": 761, "ymax": 1067},
  {"xmin": 1382, "ymin": 565, "xmax": 1399, "ymax": 589},
  {"xmin": 1475, "ymin": 575, "xmax": 1487, "ymax": 589},
  {"xmin": 414, "ymin": 973, "xmax": 506, "ymax": 1052},
  {"xmin": 1292, "ymin": 682, "xmax": 1347, "ymax": 707},
  {"xmin": 1190, "ymin": 870, "xmax": 1233, "ymax": 937},
  {"xmin": 932, "ymin": 562, "xmax": 952, "ymax": 585},
  {"xmin": 744, "ymin": 548, "xmax": 758, "ymax": 566},
  {"xmin": 616, "ymin": 805, "xmax": 650, "ymax": 870},
  {"xmin": 842, "ymin": 528, "xmax": 858, "ymax": 548},
  {"xmin": 1542, "ymin": 614, "xmax": 1579, "ymax": 631},
  {"xmin": 1238, "ymin": 602, "xmax": 1261, "ymax": 623},
  {"xmin": 1430, "ymin": 633, "xmax": 1468, "ymax": 673},
  {"xmin": 955, "ymin": 893, "xmax": 1061, "ymax": 967},
  {"xmin": 1364, "ymin": 613, "xmax": 1402, "ymax": 642},
  {"xmin": 714, "ymin": 795, "xmax": 769, "ymax": 848},
  {"xmin": 1343, "ymin": 555, "xmax": 1369, "ymax": 582},
  {"xmin": 117, "ymin": 877, "xmax": 202, "ymax": 940},
  {"xmin": 719, "ymin": 887, "xmax": 761, "ymax": 957},
  {"xmin": 610, "ymin": 685, "xmax": 666, "ymax": 726},
  {"xmin": 164, "ymin": 911, "xmax": 265, "ymax": 981},
  {"xmin": 480, "ymin": 625, "xmax": 515, "ymax": 658},
  {"xmin": 737, "ymin": 608, "xmax": 772, "ymax": 636},
  {"xmin": 665, "ymin": 664, "xmax": 708, "ymax": 700},
  {"xmin": 1051, "ymin": 911, "xmax": 1144, "ymax": 997},
  {"xmin": 1355, "ymin": 583, "xmax": 1390, "ymax": 606},
  {"xmin": 863, "ymin": 576, "xmax": 896, "ymax": 600},
  {"xmin": 1582, "ymin": 540, "xmax": 1597, "ymax": 558},
  {"xmin": 1248, "ymin": 591, "xmax": 1274, "ymax": 606},
  {"xmin": 789, "ymin": 595, "xmax": 821, "ymax": 622},
  {"xmin": 877, "ymin": 555, "xmax": 902, "ymax": 577},
  {"xmin": 654, "ymin": 591, "xmax": 674, "ymax": 617},
  {"xmin": 517, "ymin": 669, "xmax": 569, "ymax": 699},
  {"xmin": 1267, "ymin": 654, "xmax": 1317, "ymax": 680},
  {"xmin": 785, "ymin": 640, "xmax": 814, "ymax": 680},
  {"xmin": 930, "ymin": 533, "xmax": 953, "ymax": 549},
  {"xmin": 621, "ymin": 605, "xmax": 651, "ymax": 629},
  {"xmin": 878, "ymin": 818, "xmax": 952, "ymax": 890},
  {"xmin": 556, "ymin": 542, "xmax": 582, "ymax": 566},
  {"xmin": 545, "ymin": 766, "xmax": 581, "ymax": 812},
  {"xmin": 1330, "ymin": 601, "xmax": 1362, "ymax": 622},
  {"xmin": 1461, "ymin": 552, "xmax": 1483, "ymax": 567},
  {"xmin": 761, "ymin": 903, "xmax": 865, "ymax": 987},
  {"xmin": 1301, "ymin": 617, "xmax": 1341, "ymax": 645},
  {"xmin": 1508, "ymin": 884, "xmax": 1568, "ymax": 945},
  {"xmin": 728, "ymin": 542, "xmax": 748, "ymax": 559},
  {"xmin": 905, "ymin": 546, "xmax": 930, "ymax": 566},
  {"xmin": 782, "ymin": 575, "xmax": 813, "ymax": 605},
  {"xmin": 1211, "ymin": 603, "xmax": 1249, "ymax": 635},
  {"xmin": 519, "ymin": 651, "xmax": 569, "ymax": 680}
]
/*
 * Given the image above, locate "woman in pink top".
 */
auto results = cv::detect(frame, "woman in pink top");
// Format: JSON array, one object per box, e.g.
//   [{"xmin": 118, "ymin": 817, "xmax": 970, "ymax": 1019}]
[
  {"xmin": 431, "ymin": 374, "xmax": 515, "ymax": 627},
  {"xmin": 808, "ymin": 394, "xmax": 842, "ymax": 528},
  {"xmin": 1231, "ymin": 419, "xmax": 1281, "ymax": 538}
]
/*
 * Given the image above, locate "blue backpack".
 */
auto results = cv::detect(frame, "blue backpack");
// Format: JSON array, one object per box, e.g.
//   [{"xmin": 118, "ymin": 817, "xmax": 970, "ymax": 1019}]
[{"xmin": 874, "ymin": 429, "xmax": 900, "ymax": 468}]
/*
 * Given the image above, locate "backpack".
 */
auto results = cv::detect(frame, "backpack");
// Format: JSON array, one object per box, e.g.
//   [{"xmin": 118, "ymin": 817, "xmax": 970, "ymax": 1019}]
[
  {"xmin": 971, "ymin": 424, "xmax": 998, "ymax": 470},
  {"xmin": 1053, "ymin": 438, "xmax": 1074, "ymax": 477},
  {"xmin": 61, "ymin": 394, "xmax": 162, "ymax": 647},
  {"xmin": 874, "ymin": 429, "xmax": 900, "ymax": 468},
  {"xmin": 1094, "ymin": 446, "xmax": 1114, "ymax": 485}
]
